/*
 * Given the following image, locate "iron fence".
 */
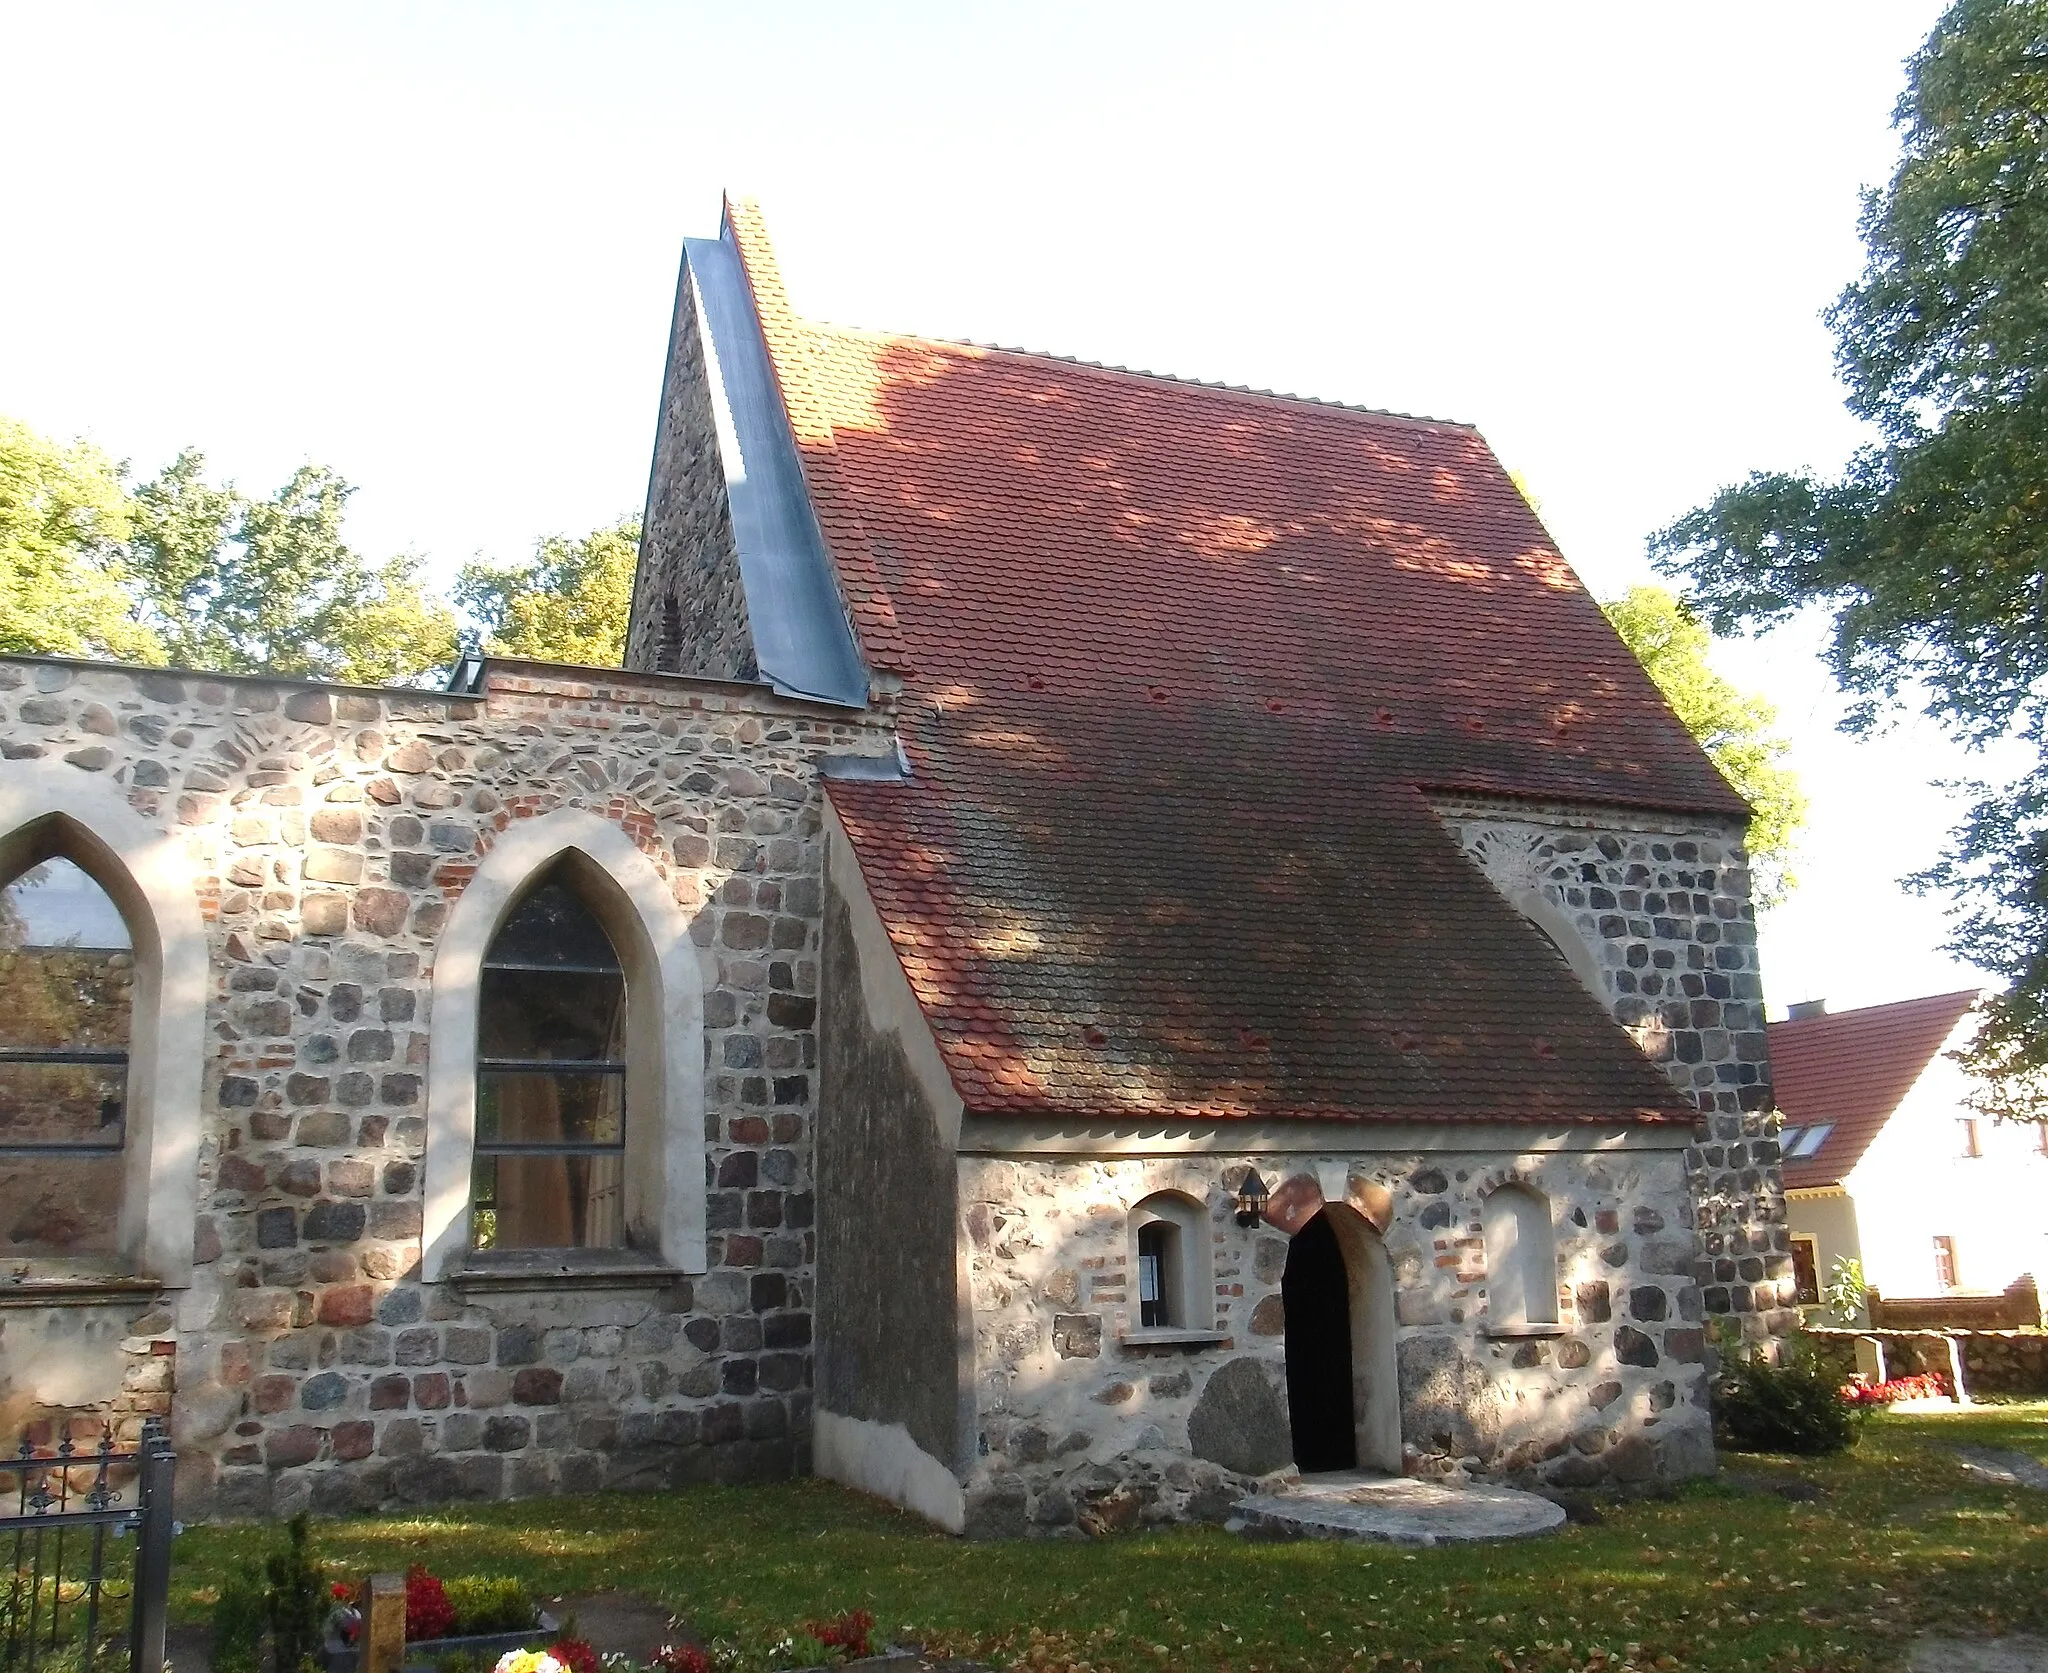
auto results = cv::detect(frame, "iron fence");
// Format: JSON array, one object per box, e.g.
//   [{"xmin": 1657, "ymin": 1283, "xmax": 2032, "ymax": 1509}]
[{"xmin": 2, "ymin": 1424, "xmax": 172, "ymax": 1673}]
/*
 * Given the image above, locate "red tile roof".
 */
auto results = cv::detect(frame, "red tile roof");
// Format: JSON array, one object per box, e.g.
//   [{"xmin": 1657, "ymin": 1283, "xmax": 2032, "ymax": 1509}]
[
  {"xmin": 1770, "ymin": 991, "xmax": 1980, "ymax": 1189},
  {"xmin": 725, "ymin": 199, "xmax": 1742, "ymax": 1124}
]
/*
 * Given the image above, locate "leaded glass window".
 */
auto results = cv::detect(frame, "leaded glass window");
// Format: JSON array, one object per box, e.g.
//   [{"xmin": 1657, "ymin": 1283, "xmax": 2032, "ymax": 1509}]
[
  {"xmin": 0, "ymin": 858, "xmax": 133, "ymax": 1256},
  {"xmin": 471, "ymin": 877, "xmax": 627, "ymax": 1251}
]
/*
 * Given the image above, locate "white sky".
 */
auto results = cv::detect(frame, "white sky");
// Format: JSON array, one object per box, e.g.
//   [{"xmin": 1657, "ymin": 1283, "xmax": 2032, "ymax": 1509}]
[{"xmin": 0, "ymin": 0, "xmax": 2001, "ymax": 1016}]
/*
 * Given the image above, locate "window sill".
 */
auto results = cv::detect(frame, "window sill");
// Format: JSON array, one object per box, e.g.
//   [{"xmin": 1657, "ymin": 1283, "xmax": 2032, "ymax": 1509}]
[
  {"xmin": 1118, "ymin": 1328, "xmax": 1230, "ymax": 1350},
  {"xmin": 0, "ymin": 1275, "xmax": 163, "ymax": 1310},
  {"xmin": 1482, "ymin": 1323, "xmax": 1568, "ymax": 1340},
  {"xmin": 444, "ymin": 1253, "xmax": 685, "ymax": 1294}
]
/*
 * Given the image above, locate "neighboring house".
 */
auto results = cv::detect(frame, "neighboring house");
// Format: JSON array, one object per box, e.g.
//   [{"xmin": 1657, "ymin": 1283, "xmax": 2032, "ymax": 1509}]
[
  {"xmin": 1774, "ymin": 991, "xmax": 2048, "ymax": 1313},
  {"xmin": 0, "ymin": 198, "xmax": 1788, "ymax": 1530}
]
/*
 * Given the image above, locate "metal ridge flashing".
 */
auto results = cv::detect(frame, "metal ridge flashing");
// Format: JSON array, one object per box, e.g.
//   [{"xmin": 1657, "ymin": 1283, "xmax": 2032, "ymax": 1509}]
[{"xmin": 684, "ymin": 232, "xmax": 870, "ymax": 710}]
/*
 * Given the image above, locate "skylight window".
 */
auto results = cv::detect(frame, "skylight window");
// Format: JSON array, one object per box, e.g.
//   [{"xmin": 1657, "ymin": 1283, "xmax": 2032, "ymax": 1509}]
[
  {"xmin": 1791, "ymin": 1123, "xmax": 1833, "ymax": 1159},
  {"xmin": 1779, "ymin": 1125, "xmax": 1803, "ymax": 1155}
]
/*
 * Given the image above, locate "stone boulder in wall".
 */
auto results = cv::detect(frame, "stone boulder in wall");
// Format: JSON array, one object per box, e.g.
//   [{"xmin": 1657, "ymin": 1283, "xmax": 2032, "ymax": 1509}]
[
  {"xmin": 1187, "ymin": 1355, "xmax": 1292, "ymax": 1476},
  {"xmin": 1396, "ymin": 1335, "xmax": 1505, "ymax": 1458}
]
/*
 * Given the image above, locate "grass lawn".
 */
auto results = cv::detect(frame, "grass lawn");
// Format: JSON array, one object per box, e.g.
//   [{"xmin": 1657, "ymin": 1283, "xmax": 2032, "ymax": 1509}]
[{"xmin": 169, "ymin": 1403, "xmax": 2048, "ymax": 1673}]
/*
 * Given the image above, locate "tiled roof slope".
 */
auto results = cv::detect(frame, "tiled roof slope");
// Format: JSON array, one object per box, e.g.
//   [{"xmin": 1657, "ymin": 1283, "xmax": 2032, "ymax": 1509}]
[
  {"xmin": 723, "ymin": 200, "xmax": 1738, "ymax": 1124},
  {"xmin": 1771, "ymin": 991, "xmax": 1979, "ymax": 1189}
]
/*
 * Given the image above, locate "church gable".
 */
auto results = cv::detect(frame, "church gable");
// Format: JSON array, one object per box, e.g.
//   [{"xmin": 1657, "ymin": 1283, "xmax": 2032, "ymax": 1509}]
[{"xmin": 656, "ymin": 201, "xmax": 1753, "ymax": 1130}]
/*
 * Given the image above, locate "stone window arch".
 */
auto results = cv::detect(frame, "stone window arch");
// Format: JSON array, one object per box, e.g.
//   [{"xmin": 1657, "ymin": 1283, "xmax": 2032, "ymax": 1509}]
[
  {"xmin": 422, "ymin": 807, "xmax": 706, "ymax": 1279},
  {"xmin": 1483, "ymin": 1182, "xmax": 1559, "ymax": 1329},
  {"xmin": 1129, "ymin": 1190, "xmax": 1211, "ymax": 1333},
  {"xmin": 0, "ymin": 762, "xmax": 206, "ymax": 1286}
]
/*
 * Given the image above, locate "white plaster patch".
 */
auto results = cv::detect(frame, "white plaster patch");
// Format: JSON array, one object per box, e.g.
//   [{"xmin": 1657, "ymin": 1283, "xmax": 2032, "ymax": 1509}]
[{"xmin": 814, "ymin": 1407, "xmax": 966, "ymax": 1533}]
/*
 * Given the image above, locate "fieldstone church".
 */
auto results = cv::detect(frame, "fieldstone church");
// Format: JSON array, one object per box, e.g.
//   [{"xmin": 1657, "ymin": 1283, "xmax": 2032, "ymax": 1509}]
[{"xmin": 0, "ymin": 199, "xmax": 1790, "ymax": 1533}]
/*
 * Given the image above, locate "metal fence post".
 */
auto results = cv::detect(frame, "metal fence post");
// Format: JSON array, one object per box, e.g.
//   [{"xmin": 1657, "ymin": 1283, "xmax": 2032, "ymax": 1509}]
[{"xmin": 127, "ymin": 1425, "xmax": 173, "ymax": 1673}]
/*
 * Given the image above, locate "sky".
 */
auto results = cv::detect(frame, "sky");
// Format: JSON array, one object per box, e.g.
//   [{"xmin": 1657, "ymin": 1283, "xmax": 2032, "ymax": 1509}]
[{"xmin": 0, "ymin": 0, "xmax": 2002, "ymax": 1017}]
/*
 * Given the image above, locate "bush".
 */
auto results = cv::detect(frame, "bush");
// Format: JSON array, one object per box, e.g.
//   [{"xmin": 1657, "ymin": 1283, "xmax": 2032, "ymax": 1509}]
[
  {"xmin": 209, "ymin": 1563, "xmax": 268, "ymax": 1673},
  {"xmin": 265, "ymin": 1515, "xmax": 330, "ymax": 1673},
  {"xmin": 1715, "ymin": 1334, "xmax": 1862, "ymax": 1455},
  {"xmin": 442, "ymin": 1575, "xmax": 537, "ymax": 1636},
  {"xmin": 406, "ymin": 1566, "xmax": 457, "ymax": 1642}
]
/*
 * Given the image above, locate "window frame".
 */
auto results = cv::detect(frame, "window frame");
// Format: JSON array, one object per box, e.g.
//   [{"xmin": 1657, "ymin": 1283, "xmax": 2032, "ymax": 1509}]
[
  {"xmin": 0, "ymin": 764, "xmax": 207, "ymax": 1288},
  {"xmin": 1789, "ymin": 1234, "xmax": 1821, "ymax": 1307},
  {"xmin": 1125, "ymin": 1190, "xmax": 1215, "ymax": 1340},
  {"xmin": 470, "ymin": 882, "xmax": 632, "ymax": 1253},
  {"xmin": 421, "ymin": 807, "xmax": 708, "ymax": 1281},
  {"xmin": 1932, "ymin": 1235, "xmax": 1959, "ymax": 1291}
]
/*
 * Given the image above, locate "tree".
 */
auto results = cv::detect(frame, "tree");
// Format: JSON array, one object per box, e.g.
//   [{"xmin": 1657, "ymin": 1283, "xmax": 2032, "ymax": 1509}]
[
  {"xmin": 0, "ymin": 417, "xmax": 164, "ymax": 663},
  {"xmin": 127, "ymin": 452, "xmax": 458, "ymax": 685},
  {"xmin": 455, "ymin": 516, "xmax": 639, "ymax": 666},
  {"xmin": 1649, "ymin": 0, "xmax": 2048, "ymax": 1112},
  {"xmin": 1602, "ymin": 586, "xmax": 1806, "ymax": 905}
]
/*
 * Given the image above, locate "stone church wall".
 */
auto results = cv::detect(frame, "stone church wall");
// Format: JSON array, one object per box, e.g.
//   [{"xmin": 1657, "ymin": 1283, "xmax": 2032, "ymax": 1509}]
[
  {"xmin": 1435, "ymin": 797, "xmax": 1795, "ymax": 1345},
  {"xmin": 954, "ymin": 1136, "xmax": 1710, "ymax": 1535},
  {"xmin": 812, "ymin": 839, "xmax": 973, "ymax": 1517},
  {"xmin": 0, "ymin": 653, "xmax": 889, "ymax": 1518},
  {"xmin": 625, "ymin": 259, "xmax": 755, "ymax": 682}
]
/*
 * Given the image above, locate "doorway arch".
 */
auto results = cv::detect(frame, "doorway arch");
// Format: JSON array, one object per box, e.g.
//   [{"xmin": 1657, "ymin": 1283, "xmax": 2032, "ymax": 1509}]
[{"xmin": 1282, "ymin": 1204, "xmax": 1401, "ymax": 1473}]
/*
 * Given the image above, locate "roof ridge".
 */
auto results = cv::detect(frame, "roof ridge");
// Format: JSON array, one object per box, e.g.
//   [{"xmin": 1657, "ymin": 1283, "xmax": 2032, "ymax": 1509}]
[
  {"xmin": 806, "ymin": 318, "xmax": 1478, "ymax": 434},
  {"xmin": 1772, "ymin": 989, "xmax": 1982, "ymax": 1027}
]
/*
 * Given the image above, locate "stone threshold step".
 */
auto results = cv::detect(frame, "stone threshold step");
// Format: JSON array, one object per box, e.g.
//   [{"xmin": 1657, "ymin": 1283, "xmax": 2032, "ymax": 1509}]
[{"xmin": 1227, "ymin": 1471, "xmax": 1566, "ymax": 1547}]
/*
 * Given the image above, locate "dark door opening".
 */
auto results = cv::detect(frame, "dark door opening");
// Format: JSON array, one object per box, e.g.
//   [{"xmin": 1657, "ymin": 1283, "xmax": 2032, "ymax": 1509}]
[{"xmin": 1283, "ymin": 1210, "xmax": 1357, "ymax": 1471}]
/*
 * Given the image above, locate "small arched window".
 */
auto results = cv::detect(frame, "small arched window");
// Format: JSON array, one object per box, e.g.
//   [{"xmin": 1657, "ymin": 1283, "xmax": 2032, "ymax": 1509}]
[
  {"xmin": 1483, "ymin": 1183, "xmax": 1559, "ymax": 1329},
  {"xmin": 472, "ymin": 873, "xmax": 628, "ymax": 1251},
  {"xmin": 0, "ymin": 858, "xmax": 134, "ymax": 1257},
  {"xmin": 1129, "ymin": 1192, "xmax": 1212, "ymax": 1334}
]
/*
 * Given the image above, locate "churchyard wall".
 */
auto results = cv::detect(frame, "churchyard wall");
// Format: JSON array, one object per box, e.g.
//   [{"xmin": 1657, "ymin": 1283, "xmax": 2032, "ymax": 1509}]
[{"xmin": 0, "ymin": 652, "xmax": 892, "ymax": 1518}]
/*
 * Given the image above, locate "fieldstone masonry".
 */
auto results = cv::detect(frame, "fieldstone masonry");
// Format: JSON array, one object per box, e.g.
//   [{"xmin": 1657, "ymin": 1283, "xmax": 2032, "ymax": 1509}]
[
  {"xmin": 1436, "ymin": 796, "xmax": 1796, "ymax": 1345},
  {"xmin": 0, "ymin": 646, "xmax": 1791, "ymax": 1523},
  {"xmin": 0, "ymin": 654, "xmax": 890, "ymax": 1518},
  {"xmin": 954, "ymin": 1138, "xmax": 1714, "ymax": 1532}
]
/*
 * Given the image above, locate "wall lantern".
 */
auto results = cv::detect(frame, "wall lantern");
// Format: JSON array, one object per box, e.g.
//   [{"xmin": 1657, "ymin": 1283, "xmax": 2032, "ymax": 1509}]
[{"xmin": 1232, "ymin": 1167, "xmax": 1269, "ymax": 1229}]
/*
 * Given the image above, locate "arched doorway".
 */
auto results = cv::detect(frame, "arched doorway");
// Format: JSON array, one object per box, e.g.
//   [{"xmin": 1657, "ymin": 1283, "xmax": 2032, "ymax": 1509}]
[
  {"xmin": 1282, "ymin": 1204, "xmax": 1403, "ymax": 1473},
  {"xmin": 1283, "ymin": 1212, "xmax": 1356, "ymax": 1469}
]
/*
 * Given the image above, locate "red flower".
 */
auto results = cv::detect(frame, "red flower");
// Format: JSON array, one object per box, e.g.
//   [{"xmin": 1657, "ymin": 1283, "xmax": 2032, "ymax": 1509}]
[
  {"xmin": 549, "ymin": 1640, "xmax": 599, "ymax": 1673},
  {"xmin": 651, "ymin": 1647, "xmax": 709, "ymax": 1673},
  {"xmin": 331, "ymin": 1583, "xmax": 354, "ymax": 1603},
  {"xmin": 803, "ymin": 1610, "xmax": 876, "ymax": 1658},
  {"xmin": 404, "ymin": 1566, "xmax": 456, "ymax": 1642}
]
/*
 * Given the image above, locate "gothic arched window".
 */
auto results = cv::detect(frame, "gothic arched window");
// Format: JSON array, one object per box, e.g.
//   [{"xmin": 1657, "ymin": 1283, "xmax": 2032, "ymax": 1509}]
[
  {"xmin": 0, "ymin": 858, "xmax": 134, "ymax": 1256},
  {"xmin": 471, "ymin": 874, "xmax": 627, "ymax": 1251}
]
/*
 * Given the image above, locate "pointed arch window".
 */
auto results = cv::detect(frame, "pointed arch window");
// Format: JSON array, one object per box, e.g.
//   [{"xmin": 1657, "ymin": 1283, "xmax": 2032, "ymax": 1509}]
[
  {"xmin": 0, "ymin": 858, "xmax": 134, "ymax": 1257},
  {"xmin": 471, "ymin": 875, "xmax": 628, "ymax": 1251}
]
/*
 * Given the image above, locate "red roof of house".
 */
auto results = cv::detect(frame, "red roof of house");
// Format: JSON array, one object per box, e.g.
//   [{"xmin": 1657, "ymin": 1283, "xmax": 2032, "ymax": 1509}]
[
  {"xmin": 725, "ymin": 200, "xmax": 1743, "ymax": 1124},
  {"xmin": 1770, "ymin": 991, "xmax": 1979, "ymax": 1188}
]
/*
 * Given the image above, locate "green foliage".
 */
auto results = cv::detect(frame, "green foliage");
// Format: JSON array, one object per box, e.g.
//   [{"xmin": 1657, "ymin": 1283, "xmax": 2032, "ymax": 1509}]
[
  {"xmin": 265, "ymin": 1514, "xmax": 331, "ymax": 1673},
  {"xmin": 436, "ymin": 1653, "xmax": 481, "ymax": 1673},
  {"xmin": 455, "ymin": 516, "xmax": 639, "ymax": 667},
  {"xmin": 164, "ymin": 1412, "xmax": 2048, "ymax": 1673},
  {"xmin": 1823, "ymin": 1255, "xmax": 1871, "ymax": 1326},
  {"xmin": 209, "ymin": 1561, "xmax": 268, "ymax": 1673},
  {"xmin": 442, "ymin": 1574, "xmax": 538, "ymax": 1635},
  {"xmin": 1713, "ymin": 1327, "xmax": 1862, "ymax": 1455},
  {"xmin": 0, "ymin": 417, "xmax": 164, "ymax": 663},
  {"xmin": 128, "ymin": 451, "xmax": 458, "ymax": 684},
  {"xmin": 0, "ymin": 416, "xmax": 458, "ymax": 684},
  {"xmin": 1649, "ymin": 0, "xmax": 2048, "ymax": 1111},
  {"xmin": 1601, "ymin": 585, "xmax": 1807, "ymax": 904}
]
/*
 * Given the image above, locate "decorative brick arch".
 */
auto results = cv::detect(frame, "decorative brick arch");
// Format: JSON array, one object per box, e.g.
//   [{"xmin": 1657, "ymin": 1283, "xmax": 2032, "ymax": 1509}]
[
  {"xmin": 420, "ymin": 805, "xmax": 708, "ymax": 1279},
  {"xmin": 0, "ymin": 759, "xmax": 207, "ymax": 1285}
]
